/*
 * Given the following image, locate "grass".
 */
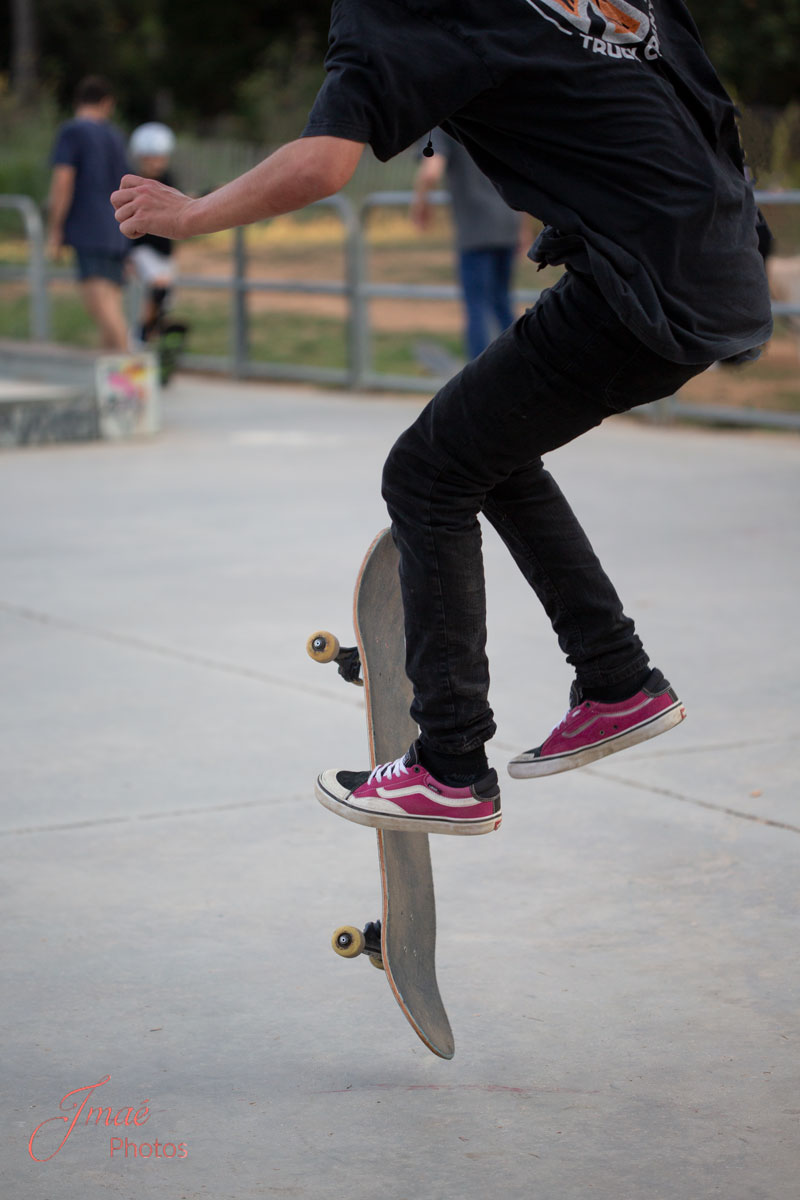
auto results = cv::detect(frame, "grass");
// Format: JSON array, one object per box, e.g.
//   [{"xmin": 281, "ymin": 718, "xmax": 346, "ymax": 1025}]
[
  {"xmin": 0, "ymin": 286, "xmax": 464, "ymax": 379},
  {"xmin": 0, "ymin": 288, "xmax": 96, "ymax": 345},
  {"xmin": 179, "ymin": 298, "xmax": 463, "ymax": 377},
  {"xmin": 1, "ymin": 283, "xmax": 797, "ymax": 404},
  {"xmin": 1, "ymin": 212, "xmax": 797, "ymax": 404}
]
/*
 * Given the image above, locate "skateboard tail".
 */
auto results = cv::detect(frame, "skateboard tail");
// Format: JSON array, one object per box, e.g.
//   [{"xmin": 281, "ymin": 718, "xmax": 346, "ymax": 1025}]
[{"xmin": 378, "ymin": 831, "xmax": 455, "ymax": 1061}]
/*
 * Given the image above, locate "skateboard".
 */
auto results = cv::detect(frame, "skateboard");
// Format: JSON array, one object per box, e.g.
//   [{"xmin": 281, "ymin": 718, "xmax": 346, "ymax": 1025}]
[
  {"xmin": 307, "ymin": 528, "xmax": 455, "ymax": 1060},
  {"xmin": 156, "ymin": 320, "xmax": 189, "ymax": 385}
]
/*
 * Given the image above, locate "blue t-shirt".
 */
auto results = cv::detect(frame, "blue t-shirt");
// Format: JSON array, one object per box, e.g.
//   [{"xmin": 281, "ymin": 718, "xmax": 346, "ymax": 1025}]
[{"xmin": 51, "ymin": 118, "xmax": 131, "ymax": 255}]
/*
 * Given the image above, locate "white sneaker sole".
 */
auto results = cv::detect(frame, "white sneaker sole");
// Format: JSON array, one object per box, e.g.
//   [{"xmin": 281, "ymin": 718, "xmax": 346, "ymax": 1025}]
[
  {"xmin": 507, "ymin": 700, "xmax": 686, "ymax": 779},
  {"xmin": 314, "ymin": 776, "xmax": 501, "ymax": 836}
]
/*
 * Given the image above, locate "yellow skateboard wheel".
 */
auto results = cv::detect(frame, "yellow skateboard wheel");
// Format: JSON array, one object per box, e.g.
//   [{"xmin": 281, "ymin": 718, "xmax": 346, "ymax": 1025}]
[
  {"xmin": 307, "ymin": 631, "xmax": 340, "ymax": 664},
  {"xmin": 332, "ymin": 925, "xmax": 365, "ymax": 958}
]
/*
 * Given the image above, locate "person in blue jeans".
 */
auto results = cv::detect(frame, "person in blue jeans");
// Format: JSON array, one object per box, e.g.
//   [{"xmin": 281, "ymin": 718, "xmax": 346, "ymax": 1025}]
[
  {"xmin": 412, "ymin": 128, "xmax": 521, "ymax": 359},
  {"xmin": 112, "ymin": 0, "xmax": 772, "ymax": 838},
  {"xmin": 48, "ymin": 75, "xmax": 131, "ymax": 351}
]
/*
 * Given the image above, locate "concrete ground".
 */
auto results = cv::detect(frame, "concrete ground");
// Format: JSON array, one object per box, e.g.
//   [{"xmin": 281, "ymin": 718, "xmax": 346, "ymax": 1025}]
[{"xmin": 2, "ymin": 374, "xmax": 798, "ymax": 1199}]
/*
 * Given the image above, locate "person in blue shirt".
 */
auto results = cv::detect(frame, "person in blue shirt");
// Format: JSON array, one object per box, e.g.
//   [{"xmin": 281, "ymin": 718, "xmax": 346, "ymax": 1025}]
[{"xmin": 48, "ymin": 76, "xmax": 131, "ymax": 351}]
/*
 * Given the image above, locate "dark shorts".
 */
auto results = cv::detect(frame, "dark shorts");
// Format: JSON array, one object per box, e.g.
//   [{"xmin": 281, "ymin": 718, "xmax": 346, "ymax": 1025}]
[{"xmin": 74, "ymin": 249, "xmax": 127, "ymax": 285}]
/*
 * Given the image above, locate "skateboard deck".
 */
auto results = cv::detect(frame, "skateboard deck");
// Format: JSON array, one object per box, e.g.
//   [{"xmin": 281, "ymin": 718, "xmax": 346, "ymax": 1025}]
[{"xmin": 308, "ymin": 529, "xmax": 455, "ymax": 1060}]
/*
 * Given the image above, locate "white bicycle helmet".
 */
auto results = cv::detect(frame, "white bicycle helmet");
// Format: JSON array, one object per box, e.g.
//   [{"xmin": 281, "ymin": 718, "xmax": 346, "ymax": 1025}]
[{"xmin": 129, "ymin": 122, "xmax": 176, "ymax": 158}]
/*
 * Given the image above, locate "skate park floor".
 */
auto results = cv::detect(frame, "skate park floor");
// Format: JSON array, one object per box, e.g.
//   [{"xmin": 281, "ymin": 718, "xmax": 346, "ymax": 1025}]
[{"xmin": 2, "ymin": 373, "xmax": 799, "ymax": 1199}]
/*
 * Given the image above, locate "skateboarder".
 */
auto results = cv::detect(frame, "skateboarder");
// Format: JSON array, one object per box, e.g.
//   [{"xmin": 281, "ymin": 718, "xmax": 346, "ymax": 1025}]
[{"xmin": 112, "ymin": 0, "xmax": 772, "ymax": 836}]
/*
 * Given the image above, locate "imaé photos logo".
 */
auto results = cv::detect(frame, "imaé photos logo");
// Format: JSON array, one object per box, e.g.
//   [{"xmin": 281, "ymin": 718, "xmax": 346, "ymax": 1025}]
[{"xmin": 28, "ymin": 1075, "xmax": 188, "ymax": 1162}]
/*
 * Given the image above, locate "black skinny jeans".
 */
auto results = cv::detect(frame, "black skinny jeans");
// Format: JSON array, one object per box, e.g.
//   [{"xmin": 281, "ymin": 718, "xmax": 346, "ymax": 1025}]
[{"xmin": 381, "ymin": 269, "xmax": 711, "ymax": 756}]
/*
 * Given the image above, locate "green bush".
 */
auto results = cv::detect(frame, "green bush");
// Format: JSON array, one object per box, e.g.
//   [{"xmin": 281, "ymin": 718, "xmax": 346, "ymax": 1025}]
[{"xmin": 0, "ymin": 96, "xmax": 58, "ymax": 235}]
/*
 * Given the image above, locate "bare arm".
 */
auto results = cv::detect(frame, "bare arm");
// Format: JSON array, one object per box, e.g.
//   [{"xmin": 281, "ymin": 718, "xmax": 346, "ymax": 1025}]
[
  {"xmin": 112, "ymin": 136, "xmax": 365, "ymax": 240},
  {"xmin": 47, "ymin": 164, "xmax": 75, "ymax": 257}
]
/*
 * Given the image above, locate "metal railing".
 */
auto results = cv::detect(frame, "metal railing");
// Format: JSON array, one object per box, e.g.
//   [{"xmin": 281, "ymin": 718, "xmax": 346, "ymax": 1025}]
[
  {"xmin": 0, "ymin": 195, "xmax": 49, "ymax": 340},
  {"xmin": 349, "ymin": 190, "xmax": 544, "ymax": 391},
  {"xmin": 177, "ymin": 189, "xmax": 543, "ymax": 391},
  {"xmin": 0, "ymin": 189, "xmax": 540, "ymax": 390},
  {"xmin": 1, "ymin": 189, "xmax": 799, "ymax": 427},
  {"xmin": 178, "ymin": 192, "xmax": 360, "ymax": 387}
]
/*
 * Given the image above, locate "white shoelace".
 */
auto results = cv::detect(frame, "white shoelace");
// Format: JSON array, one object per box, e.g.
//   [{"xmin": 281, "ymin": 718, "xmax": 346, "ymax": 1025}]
[
  {"xmin": 367, "ymin": 755, "xmax": 411, "ymax": 785},
  {"xmin": 550, "ymin": 706, "xmax": 580, "ymax": 735}
]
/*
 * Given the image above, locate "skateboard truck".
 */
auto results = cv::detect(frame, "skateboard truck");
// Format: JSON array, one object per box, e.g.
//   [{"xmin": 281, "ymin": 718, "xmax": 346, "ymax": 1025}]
[
  {"xmin": 331, "ymin": 919, "xmax": 385, "ymax": 970},
  {"xmin": 306, "ymin": 631, "xmax": 363, "ymax": 686}
]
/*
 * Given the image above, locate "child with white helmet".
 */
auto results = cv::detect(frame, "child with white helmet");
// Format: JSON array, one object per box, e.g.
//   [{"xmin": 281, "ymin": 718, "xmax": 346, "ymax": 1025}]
[{"xmin": 128, "ymin": 123, "xmax": 179, "ymax": 348}]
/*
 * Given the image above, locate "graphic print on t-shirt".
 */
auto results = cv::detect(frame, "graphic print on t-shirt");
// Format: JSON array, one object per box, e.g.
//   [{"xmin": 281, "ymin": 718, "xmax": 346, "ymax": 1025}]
[{"xmin": 523, "ymin": 0, "xmax": 661, "ymax": 59}]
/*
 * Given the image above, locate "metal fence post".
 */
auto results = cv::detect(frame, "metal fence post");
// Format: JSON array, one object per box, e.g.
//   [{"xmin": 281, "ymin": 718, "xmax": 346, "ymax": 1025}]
[
  {"xmin": 26, "ymin": 201, "xmax": 49, "ymax": 342},
  {"xmin": 0, "ymin": 195, "xmax": 50, "ymax": 341},
  {"xmin": 231, "ymin": 225, "xmax": 249, "ymax": 377},
  {"xmin": 347, "ymin": 200, "xmax": 369, "ymax": 389}
]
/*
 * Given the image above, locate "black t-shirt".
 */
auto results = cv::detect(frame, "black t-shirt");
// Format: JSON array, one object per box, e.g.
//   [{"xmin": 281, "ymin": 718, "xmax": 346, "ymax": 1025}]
[{"xmin": 303, "ymin": 0, "xmax": 772, "ymax": 364}]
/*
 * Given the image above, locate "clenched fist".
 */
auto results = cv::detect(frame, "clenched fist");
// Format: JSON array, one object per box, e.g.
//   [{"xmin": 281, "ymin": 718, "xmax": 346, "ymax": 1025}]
[{"xmin": 111, "ymin": 174, "xmax": 195, "ymax": 240}]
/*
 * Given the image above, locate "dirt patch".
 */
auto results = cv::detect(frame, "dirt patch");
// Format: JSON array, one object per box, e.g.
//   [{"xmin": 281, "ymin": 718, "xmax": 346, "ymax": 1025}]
[
  {"xmin": 174, "ymin": 236, "xmax": 539, "ymax": 335},
  {"xmin": 679, "ymin": 335, "xmax": 800, "ymax": 412}
]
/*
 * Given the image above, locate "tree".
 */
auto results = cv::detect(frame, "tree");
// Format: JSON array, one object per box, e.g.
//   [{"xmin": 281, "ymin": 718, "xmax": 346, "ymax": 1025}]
[
  {"xmin": 10, "ymin": 0, "xmax": 39, "ymax": 105},
  {"xmin": 2, "ymin": 0, "xmax": 798, "ymax": 127},
  {"xmin": 161, "ymin": 2, "xmax": 330, "ymax": 125},
  {"xmin": 2, "ymin": 0, "xmax": 331, "ymax": 130},
  {"xmin": 689, "ymin": 0, "xmax": 800, "ymax": 106},
  {"xmin": 35, "ymin": 0, "xmax": 167, "ymax": 120}
]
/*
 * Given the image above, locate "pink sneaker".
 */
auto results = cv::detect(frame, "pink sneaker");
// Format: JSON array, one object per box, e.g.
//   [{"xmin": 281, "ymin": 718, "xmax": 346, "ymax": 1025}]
[
  {"xmin": 316, "ymin": 744, "xmax": 502, "ymax": 836},
  {"xmin": 508, "ymin": 673, "xmax": 686, "ymax": 778}
]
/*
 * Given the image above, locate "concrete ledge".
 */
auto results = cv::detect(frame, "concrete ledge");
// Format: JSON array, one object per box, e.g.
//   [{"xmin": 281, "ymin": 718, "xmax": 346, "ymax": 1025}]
[
  {"xmin": 0, "ymin": 337, "xmax": 99, "ymax": 389},
  {"xmin": 0, "ymin": 340, "xmax": 160, "ymax": 445},
  {"xmin": 0, "ymin": 379, "xmax": 98, "ymax": 446}
]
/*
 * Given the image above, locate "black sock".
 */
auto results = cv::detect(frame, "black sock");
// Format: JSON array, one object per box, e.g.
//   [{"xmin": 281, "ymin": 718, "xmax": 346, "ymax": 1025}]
[
  {"xmin": 580, "ymin": 667, "xmax": 663, "ymax": 704},
  {"xmin": 416, "ymin": 742, "xmax": 489, "ymax": 786}
]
